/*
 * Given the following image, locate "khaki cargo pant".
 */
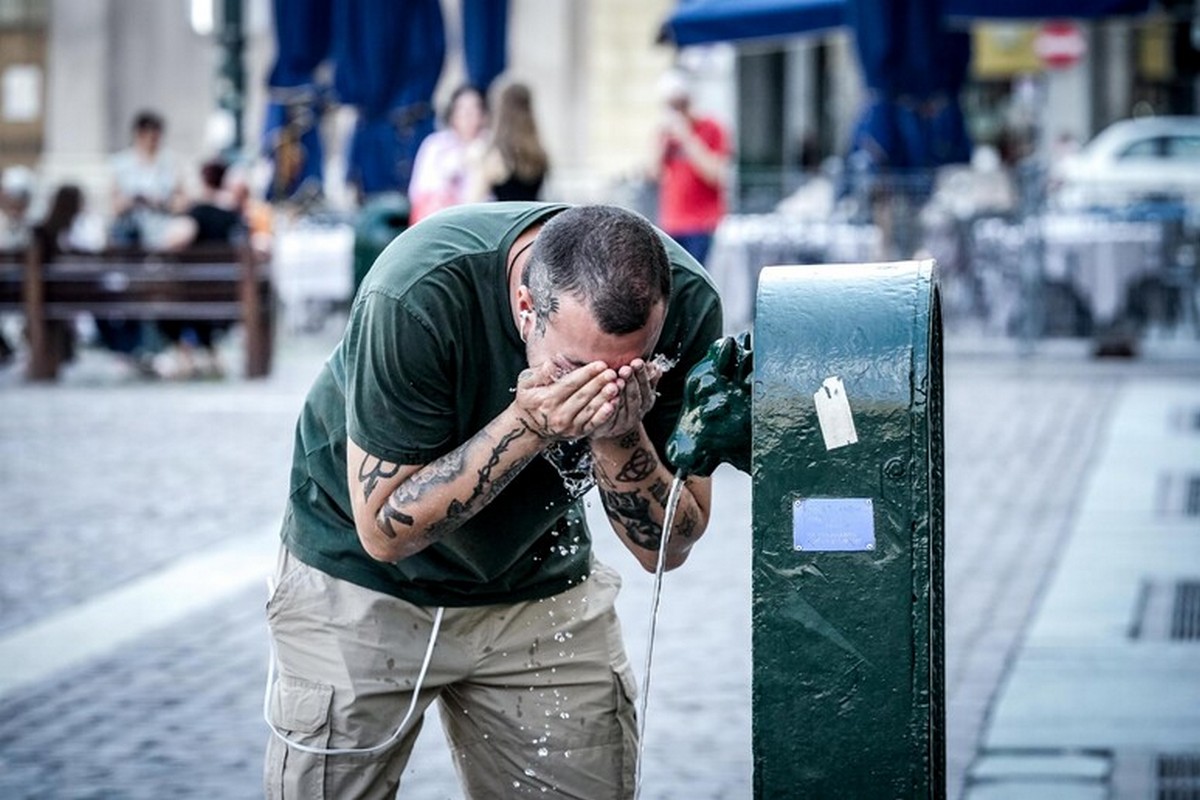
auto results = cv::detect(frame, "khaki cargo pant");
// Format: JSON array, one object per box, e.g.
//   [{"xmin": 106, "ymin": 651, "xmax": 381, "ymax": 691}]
[{"xmin": 264, "ymin": 545, "xmax": 638, "ymax": 799}]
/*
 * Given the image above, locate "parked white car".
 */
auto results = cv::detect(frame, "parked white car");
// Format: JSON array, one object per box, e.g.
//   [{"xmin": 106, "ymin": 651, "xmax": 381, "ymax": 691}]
[{"xmin": 1050, "ymin": 116, "xmax": 1200, "ymax": 211}]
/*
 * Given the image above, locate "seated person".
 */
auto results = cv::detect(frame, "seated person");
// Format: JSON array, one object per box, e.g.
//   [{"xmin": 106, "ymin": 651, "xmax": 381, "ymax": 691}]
[{"xmin": 157, "ymin": 159, "xmax": 248, "ymax": 378}]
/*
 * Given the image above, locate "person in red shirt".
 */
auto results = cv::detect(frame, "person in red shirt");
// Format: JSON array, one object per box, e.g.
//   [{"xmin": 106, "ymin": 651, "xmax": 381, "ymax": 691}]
[{"xmin": 652, "ymin": 69, "xmax": 731, "ymax": 268}]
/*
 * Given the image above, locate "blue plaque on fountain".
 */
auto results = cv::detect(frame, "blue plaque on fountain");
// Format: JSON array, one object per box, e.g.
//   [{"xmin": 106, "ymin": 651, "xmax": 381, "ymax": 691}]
[{"xmin": 792, "ymin": 498, "xmax": 875, "ymax": 552}]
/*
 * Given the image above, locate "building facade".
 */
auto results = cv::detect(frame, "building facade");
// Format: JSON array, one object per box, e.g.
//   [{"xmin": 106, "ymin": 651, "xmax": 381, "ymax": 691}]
[{"xmin": 7, "ymin": 0, "xmax": 1195, "ymax": 215}]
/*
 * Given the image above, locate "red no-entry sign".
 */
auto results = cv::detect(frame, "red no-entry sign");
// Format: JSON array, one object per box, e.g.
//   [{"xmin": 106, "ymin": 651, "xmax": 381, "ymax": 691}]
[{"xmin": 1035, "ymin": 21, "xmax": 1087, "ymax": 70}]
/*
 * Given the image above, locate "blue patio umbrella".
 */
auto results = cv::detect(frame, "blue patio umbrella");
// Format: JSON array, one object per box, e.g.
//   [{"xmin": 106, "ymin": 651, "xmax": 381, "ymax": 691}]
[
  {"xmin": 943, "ymin": 0, "xmax": 1148, "ymax": 18},
  {"xmin": 846, "ymin": 0, "xmax": 972, "ymax": 181},
  {"xmin": 461, "ymin": 0, "xmax": 509, "ymax": 93},
  {"xmin": 262, "ymin": 0, "xmax": 332, "ymax": 202},
  {"xmin": 659, "ymin": 0, "xmax": 845, "ymax": 46},
  {"xmin": 334, "ymin": 0, "xmax": 446, "ymax": 197}
]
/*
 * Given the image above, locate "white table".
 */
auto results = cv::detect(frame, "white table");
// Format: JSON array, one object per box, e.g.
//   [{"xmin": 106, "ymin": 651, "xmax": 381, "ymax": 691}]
[
  {"xmin": 271, "ymin": 219, "xmax": 355, "ymax": 332},
  {"xmin": 707, "ymin": 215, "xmax": 883, "ymax": 333}
]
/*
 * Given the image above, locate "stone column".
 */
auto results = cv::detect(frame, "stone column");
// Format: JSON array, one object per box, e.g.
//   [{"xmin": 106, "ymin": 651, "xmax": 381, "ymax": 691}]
[{"xmin": 40, "ymin": 0, "xmax": 113, "ymax": 206}]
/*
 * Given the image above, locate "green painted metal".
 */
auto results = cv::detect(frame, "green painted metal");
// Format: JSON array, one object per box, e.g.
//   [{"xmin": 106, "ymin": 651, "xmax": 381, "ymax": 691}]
[
  {"xmin": 751, "ymin": 260, "xmax": 945, "ymax": 799},
  {"xmin": 353, "ymin": 193, "xmax": 410, "ymax": 295},
  {"xmin": 666, "ymin": 331, "xmax": 753, "ymax": 477}
]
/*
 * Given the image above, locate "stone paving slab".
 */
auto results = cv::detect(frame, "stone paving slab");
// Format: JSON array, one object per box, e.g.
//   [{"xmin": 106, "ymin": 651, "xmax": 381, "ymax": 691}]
[
  {"xmin": 970, "ymin": 753, "xmax": 1110, "ymax": 781},
  {"xmin": 0, "ymin": 371, "xmax": 307, "ymax": 638},
  {"xmin": 967, "ymin": 378, "xmax": 1200, "ymax": 799}
]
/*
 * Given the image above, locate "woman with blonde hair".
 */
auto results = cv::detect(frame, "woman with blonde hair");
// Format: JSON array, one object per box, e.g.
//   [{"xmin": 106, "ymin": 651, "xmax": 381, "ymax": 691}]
[{"xmin": 468, "ymin": 81, "xmax": 549, "ymax": 202}]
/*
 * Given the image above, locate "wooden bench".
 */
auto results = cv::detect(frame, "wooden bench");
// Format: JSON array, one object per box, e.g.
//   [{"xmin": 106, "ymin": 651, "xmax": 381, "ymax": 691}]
[{"xmin": 0, "ymin": 243, "xmax": 273, "ymax": 381}]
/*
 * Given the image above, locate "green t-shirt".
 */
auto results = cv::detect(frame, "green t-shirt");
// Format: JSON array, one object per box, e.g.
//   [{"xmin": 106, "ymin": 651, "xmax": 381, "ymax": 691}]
[{"xmin": 281, "ymin": 202, "xmax": 723, "ymax": 607}]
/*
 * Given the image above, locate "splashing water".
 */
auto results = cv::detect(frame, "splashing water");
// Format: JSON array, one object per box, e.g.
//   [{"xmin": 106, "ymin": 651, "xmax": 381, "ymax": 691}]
[
  {"xmin": 648, "ymin": 352, "xmax": 677, "ymax": 375},
  {"xmin": 633, "ymin": 473, "xmax": 686, "ymax": 800},
  {"xmin": 542, "ymin": 439, "xmax": 595, "ymax": 499}
]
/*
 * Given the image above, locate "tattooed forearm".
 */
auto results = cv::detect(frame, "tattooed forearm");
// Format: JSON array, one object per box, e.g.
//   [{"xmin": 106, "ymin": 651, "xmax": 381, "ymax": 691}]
[
  {"xmin": 378, "ymin": 501, "xmax": 414, "ymax": 539},
  {"xmin": 521, "ymin": 412, "xmax": 554, "ymax": 439},
  {"xmin": 614, "ymin": 446, "xmax": 657, "ymax": 483},
  {"xmin": 358, "ymin": 456, "xmax": 401, "ymax": 500},
  {"xmin": 617, "ymin": 430, "xmax": 639, "ymax": 449},
  {"xmin": 647, "ymin": 477, "xmax": 670, "ymax": 507},
  {"xmin": 426, "ymin": 429, "xmax": 534, "ymax": 540},
  {"xmin": 392, "ymin": 426, "xmax": 535, "ymax": 543},
  {"xmin": 599, "ymin": 486, "xmax": 662, "ymax": 550},
  {"xmin": 672, "ymin": 509, "xmax": 698, "ymax": 541}
]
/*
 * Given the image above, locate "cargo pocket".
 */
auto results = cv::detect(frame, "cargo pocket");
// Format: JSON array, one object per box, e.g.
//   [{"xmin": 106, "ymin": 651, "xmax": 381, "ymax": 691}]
[
  {"xmin": 265, "ymin": 675, "xmax": 334, "ymax": 799},
  {"xmin": 612, "ymin": 663, "xmax": 639, "ymax": 799}
]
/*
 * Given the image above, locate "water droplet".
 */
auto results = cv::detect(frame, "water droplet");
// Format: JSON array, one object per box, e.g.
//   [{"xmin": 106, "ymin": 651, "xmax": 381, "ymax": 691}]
[
  {"xmin": 524, "ymin": 767, "xmax": 537, "ymax": 777},
  {"xmin": 559, "ymin": 711, "xmax": 570, "ymax": 719},
  {"xmin": 537, "ymin": 747, "xmax": 549, "ymax": 757},
  {"xmin": 650, "ymin": 352, "xmax": 678, "ymax": 374},
  {"xmin": 513, "ymin": 781, "xmax": 521, "ymax": 789}
]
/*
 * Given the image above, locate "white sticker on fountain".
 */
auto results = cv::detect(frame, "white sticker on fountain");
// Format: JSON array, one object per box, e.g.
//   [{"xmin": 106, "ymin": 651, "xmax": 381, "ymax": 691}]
[{"xmin": 813, "ymin": 376, "xmax": 858, "ymax": 450}]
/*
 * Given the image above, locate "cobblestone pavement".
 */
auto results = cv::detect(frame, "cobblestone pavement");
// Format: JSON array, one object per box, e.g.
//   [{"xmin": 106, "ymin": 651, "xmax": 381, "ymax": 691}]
[{"xmin": 0, "ymin": 329, "xmax": 1195, "ymax": 799}]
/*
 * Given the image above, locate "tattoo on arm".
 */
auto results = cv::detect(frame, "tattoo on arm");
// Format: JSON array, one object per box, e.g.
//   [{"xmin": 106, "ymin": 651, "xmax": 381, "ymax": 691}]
[
  {"xmin": 358, "ymin": 456, "xmax": 401, "ymax": 501},
  {"xmin": 374, "ymin": 447, "xmax": 465, "ymax": 539},
  {"xmin": 672, "ymin": 509, "xmax": 698, "ymax": 541},
  {"xmin": 381, "ymin": 426, "xmax": 535, "ymax": 544},
  {"xmin": 617, "ymin": 430, "xmax": 640, "ymax": 449},
  {"xmin": 614, "ymin": 446, "xmax": 657, "ymax": 483},
  {"xmin": 521, "ymin": 412, "xmax": 554, "ymax": 439},
  {"xmin": 647, "ymin": 477, "xmax": 670, "ymax": 507},
  {"xmin": 379, "ymin": 502, "xmax": 414, "ymax": 539},
  {"xmin": 599, "ymin": 486, "xmax": 662, "ymax": 550},
  {"xmin": 426, "ymin": 427, "xmax": 533, "ymax": 540}
]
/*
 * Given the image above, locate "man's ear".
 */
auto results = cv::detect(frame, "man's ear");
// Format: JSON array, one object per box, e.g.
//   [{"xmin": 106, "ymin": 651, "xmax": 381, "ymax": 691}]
[
  {"xmin": 515, "ymin": 285, "xmax": 535, "ymax": 317},
  {"xmin": 515, "ymin": 285, "xmax": 536, "ymax": 342}
]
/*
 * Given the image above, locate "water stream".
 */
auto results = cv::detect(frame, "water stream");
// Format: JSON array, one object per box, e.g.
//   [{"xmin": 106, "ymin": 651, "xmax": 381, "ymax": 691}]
[{"xmin": 633, "ymin": 472, "xmax": 686, "ymax": 800}]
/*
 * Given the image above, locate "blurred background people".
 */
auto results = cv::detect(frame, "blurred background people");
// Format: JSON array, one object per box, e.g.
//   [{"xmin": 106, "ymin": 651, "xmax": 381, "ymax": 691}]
[
  {"xmin": 406, "ymin": 84, "xmax": 488, "ymax": 223},
  {"xmin": 156, "ymin": 158, "xmax": 249, "ymax": 379},
  {"xmin": 96, "ymin": 110, "xmax": 184, "ymax": 372},
  {"xmin": 652, "ymin": 68, "xmax": 731, "ymax": 268},
  {"xmin": 0, "ymin": 166, "xmax": 36, "ymax": 250},
  {"xmin": 161, "ymin": 158, "xmax": 247, "ymax": 252},
  {"xmin": 0, "ymin": 166, "xmax": 34, "ymax": 363},
  {"xmin": 109, "ymin": 110, "xmax": 186, "ymax": 250},
  {"xmin": 28, "ymin": 185, "xmax": 89, "ymax": 369},
  {"xmin": 466, "ymin": 80, "xmax": 549, "ymax": 203}
]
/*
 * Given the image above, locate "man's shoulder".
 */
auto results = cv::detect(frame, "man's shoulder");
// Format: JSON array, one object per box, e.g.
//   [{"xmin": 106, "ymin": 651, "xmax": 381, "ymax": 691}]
[
  {"xmin": 397, "ymin": 201, "xmax": 566, "ymax": 254},
  {"xmin": 361, "ymin": 201, "xmax": 567, "ymax": 298}
]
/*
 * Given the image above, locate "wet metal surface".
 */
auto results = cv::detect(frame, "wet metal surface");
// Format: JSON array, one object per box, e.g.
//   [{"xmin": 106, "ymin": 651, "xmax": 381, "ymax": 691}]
[{"xmin": 752, "ymin": 261, "xmax": 944, "ymax": 798}]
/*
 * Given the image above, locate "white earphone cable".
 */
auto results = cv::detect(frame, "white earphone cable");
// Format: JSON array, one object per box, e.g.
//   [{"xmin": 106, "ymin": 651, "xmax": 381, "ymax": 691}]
[{"xmin": 263, "ymin": 597, "xmax": 445, "ymax": 756}]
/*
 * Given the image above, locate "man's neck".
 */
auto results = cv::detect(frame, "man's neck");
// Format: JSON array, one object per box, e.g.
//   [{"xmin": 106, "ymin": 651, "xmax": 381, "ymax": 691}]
[{"xmin": 507, "ymin": 224, "xmax": 541, "ymax": 320}]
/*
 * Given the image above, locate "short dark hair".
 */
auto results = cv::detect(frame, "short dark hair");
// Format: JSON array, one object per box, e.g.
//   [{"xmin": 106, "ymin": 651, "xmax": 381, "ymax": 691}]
[
  {"xmin": 523, "ymin": 206, "xmax": 672, "ymax": 335},
  {"xmin": 132, "ymin": 110, "xmax": 164, "ymax": 134},
  {"xmin": 199, "ymin": 159, "xmax": 228, "ymax": 191},
  {"xmin": 443, "ymin": 84, "xmax": 485, "ymax": 125}
]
